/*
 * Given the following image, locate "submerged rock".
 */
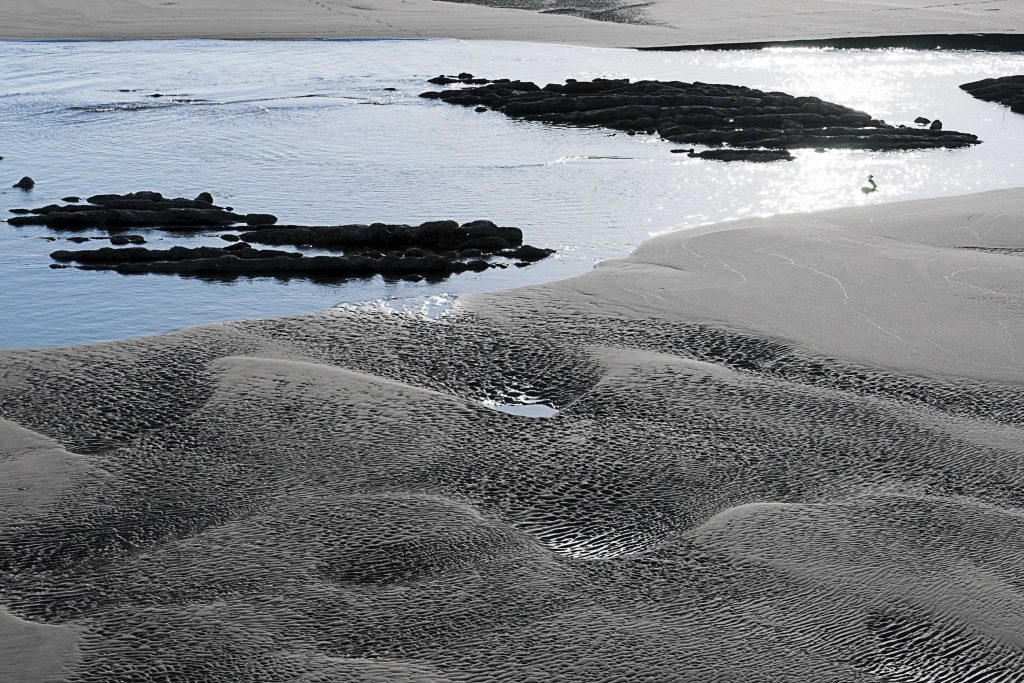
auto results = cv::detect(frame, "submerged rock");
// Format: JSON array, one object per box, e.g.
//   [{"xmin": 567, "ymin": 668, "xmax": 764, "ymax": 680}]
[
  {"xmin": 13, "ymin": 176, "xmax": 35, "ymax": 190},
  {"xmin": 421, "ymin": 77, "xmax": 981, "ymax": 160}
]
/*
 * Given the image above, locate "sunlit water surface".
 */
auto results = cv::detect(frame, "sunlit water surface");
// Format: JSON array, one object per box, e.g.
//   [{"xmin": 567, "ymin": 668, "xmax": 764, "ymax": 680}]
[{"xmin": 2, "ymin": 40, "xmax": 1024, "ymax": 348}]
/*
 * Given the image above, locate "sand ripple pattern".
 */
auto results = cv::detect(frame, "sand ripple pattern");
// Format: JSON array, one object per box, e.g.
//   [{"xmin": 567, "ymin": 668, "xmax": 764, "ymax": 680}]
[{"xmin": 1, "ymin": 191, "xmax": 1023, "ymax": 680}]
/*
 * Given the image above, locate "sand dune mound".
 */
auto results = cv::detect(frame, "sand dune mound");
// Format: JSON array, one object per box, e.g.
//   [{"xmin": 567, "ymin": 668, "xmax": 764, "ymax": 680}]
[{"xmin": 1, "ymin": 190, "xmax": 1022, "ymax": 680}]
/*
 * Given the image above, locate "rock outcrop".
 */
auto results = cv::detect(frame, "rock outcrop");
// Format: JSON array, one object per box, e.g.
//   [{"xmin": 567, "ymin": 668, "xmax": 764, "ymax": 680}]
[
  {"xmin": 422, "ymin": 77, "xmax": 981, "ymax": 160},
  {"xmin": 12, "ymin": 190, "xmax": 554, "ymax": 281},
  {"xmin": 8, "ymin": 192, "xmax": 247, "ymax": 229},
  {"xmin": 961, "ymin": 75, "xmax": 1024, "ymax": 114},
  {"xmin": 50, "ymin": 242, "xmax": 553, "ymax": 279}
]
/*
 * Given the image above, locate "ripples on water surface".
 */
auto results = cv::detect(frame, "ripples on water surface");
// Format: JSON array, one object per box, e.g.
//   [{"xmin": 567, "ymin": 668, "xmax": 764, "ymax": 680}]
[{"xmin": 2, "ymin": 40, "xmax": 1024, "ymax": 347}]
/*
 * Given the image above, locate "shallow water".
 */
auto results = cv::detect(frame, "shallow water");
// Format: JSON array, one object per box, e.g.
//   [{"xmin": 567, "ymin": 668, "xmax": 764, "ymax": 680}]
[{"xmin": 2, "ymin": 39, "xmax": 1024, "ymax": 348}]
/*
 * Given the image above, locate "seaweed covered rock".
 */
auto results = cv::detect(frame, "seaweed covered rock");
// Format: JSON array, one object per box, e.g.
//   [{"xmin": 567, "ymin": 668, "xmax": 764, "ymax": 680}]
[
  {"xmin": 960, "ymin": 75, "xmax": 1024, "ymax": 114},
  {"xmin": 421, "ymin": 77, "xmax": 981, "ymax": 160}
]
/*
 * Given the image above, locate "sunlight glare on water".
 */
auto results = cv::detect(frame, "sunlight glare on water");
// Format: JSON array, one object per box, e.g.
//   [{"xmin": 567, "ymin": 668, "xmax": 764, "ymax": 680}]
[{"xmin": 1, "ymin": 40, "xmax": 1024, "ymax": 347}]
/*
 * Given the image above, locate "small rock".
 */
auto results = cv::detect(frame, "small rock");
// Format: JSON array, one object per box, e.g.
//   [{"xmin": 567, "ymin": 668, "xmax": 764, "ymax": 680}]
[
  {"xmin": 13, "ymin": 176, "xmax": 34, "ymax": 190},
  {"xmin": 221, "ymin": 233, "xmax": 240, "ymax": 242},
  {"xmin": 402, "ymin": 274, "xmax": 424, "ymax": 282},
  {"xmin": 914, "ymin": 116, "xmax": 931, "ymax": 125},
  {"xmin": 475, "ymin": 106, "xmax": 488, "ymax": 113},
  {"xmin": 245, "ymin": 213, "xmax": 278, "ymax": 226},
  {"xmin": 195, "ymin": 192, "xmax": 214, "ymax": 203},
  {"xmin": 67, "ymin": 236, "xmax": 90, "ymax": 243},
  {"xmin": 930, "ymin": 120, "xmax": 943, "ymax": 130},
  {"xmin": 110, "ymin": 234, "xmax": 146, "ymax": 245},
  {"xmin": 508, "ymin": 244, "xmax": 554, "ymax": 262},
  {"xmin": 9, "ymin": 208, "xmax": 31, "ymax": 214},
  {"xmin": 62, "ymin": 196, "xmax": 82, "ymax": 203}
]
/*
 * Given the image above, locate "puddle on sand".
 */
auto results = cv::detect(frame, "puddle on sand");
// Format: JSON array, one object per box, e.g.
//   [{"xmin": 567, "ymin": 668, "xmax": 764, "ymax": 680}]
[{"xmin": 483, "ymin": 399, "xmax": 560, "ymax": 418}]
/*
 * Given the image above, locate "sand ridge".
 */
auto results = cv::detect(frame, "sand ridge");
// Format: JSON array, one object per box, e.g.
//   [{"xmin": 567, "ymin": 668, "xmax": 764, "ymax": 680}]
[
  {"xmin": 1, "ymin": 0, "xmax": 1023, "ymax": 46},
  {"xmin": 0, "ymin": 189, "xmax": 1022, "ymax": 679}
]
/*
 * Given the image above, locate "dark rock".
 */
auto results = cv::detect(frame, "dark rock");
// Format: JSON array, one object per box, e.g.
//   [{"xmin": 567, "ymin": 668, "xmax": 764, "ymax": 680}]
[
  {"xmin": 13, "ymin": 176, "xmax": 34, "ymax": 190},
  {"xmin": 402, "ymin": 274, "xmax": 424, "ymax": 282},
  {"xmin": 240, "ymin": 220, "xmax": 524, "ymax": 251},
  {"xmin": 383, "ymin": 87, "xmax": 398, "ymax": 92},
  {"xmin": 914, "ymin": 116, "xmax": 931, "ymax": 125},
  {"xmin": 475, "ymin": 106, "xmax": 488, "ymax": 113},
  {"xmin": 67, "ymin": 236, "xmax": 90, "ymax": 244},
  {"xmin": 420, "ymin": 77, "xmax": 980, "ymax": 157},
  {"xmin": 9, "ymin": 207, "xmax": 245, "ymax": 230},
  {"xmin": 689, "ymin": 148, "xmax": 794, "ymax": 163},
  {"xmin": 930, "ymin": 120, "xmax": 943, "ymax": 130},
  {"xmin": 961, "ymin": 75, "xmax": 1024, "ymax": 115},
  {"xmin": 109, "ymin": 234, "xmax": 146, "ymax": 245},
  {"xmin": 195, "ymin": 192, "xmax": 214, "ymax": 203},
  {"xmin": 9, "ymin": 208, "xmax": 31, "ymax": 215},
  {"xmin": 51, "ymin": 245, "xmax": 302, "ymax": 264},
  {"xmin": 62, "ymin": 196, "xmax": 82, "ymax": 203},
  {"xmin": 88, "ymin": 191, "xmax": 165, "ymax": 204},
  {"xmin": 221, "ymin": 233, "xmax": 241, "ymax": 242},
  {"xmin": 505, "ymin": 244, "xmax": 555, "ymax": 262},
  {"xmin": 245, "ymin": 213, "xmax": 278, "ymax": 226}
]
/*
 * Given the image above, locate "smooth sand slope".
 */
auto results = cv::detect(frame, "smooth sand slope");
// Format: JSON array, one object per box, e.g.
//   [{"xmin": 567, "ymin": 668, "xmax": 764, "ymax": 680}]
[
  {"xmin": 1, "ymin": 0, "xmax": 1023, "ymax": 46},
  {"xmin": 1, "ymin": 189, "xmax": 1022, "ymax": 680}
]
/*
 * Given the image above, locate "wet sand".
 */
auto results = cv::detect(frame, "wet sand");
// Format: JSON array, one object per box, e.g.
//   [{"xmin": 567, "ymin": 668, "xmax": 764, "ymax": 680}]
[
  {"xmin": 1, "ymin": 189, "xmax": 1022, "ymax": 679},
  {"xmin": 1, "ymin": 0, "xmax": 1023, "ymax": 47}
]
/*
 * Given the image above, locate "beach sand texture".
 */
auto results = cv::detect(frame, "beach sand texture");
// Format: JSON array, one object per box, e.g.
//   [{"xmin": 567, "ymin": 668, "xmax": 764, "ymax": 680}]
[
  {"xmin": 1, "ymin": 189, "xmax": 1022, "ymax": 680},
  {"xmin": 1, "ymin": 0, "xmax": 1023, "ymax": 45}
]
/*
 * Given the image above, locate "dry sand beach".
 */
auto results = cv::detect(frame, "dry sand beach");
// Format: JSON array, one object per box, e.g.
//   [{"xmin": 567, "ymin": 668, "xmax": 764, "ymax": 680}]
[
  {"xmin": 1, "ymin": 0, "xmax": 1023, "ymax": 46},
  {"xmin": 1, "ymin": 190, "xmax": 1023, "ymax": 679},
  {"xmin": 3, "ymin": 0, "xmax": 1024, "ymax": 680}
]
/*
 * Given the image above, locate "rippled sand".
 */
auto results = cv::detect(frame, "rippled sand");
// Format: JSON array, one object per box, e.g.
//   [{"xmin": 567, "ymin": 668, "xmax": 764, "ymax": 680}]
[{"xmin": 1, "ymin": 189, "xmax": 1023, "ymax": 680}]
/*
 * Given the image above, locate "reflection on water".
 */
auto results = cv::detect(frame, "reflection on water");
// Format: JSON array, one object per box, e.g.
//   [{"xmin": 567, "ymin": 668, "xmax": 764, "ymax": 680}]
[{"xmin": 2, "ymin": 40, "xmax": 1024, "ymax": 348}]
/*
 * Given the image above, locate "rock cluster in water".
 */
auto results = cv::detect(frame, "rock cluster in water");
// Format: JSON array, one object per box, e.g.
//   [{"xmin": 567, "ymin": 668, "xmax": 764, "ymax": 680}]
[
  {"xmin": 8, "ymin": 191, "xmax": 271, "ymax": 230},
  {"xmin": 6, "ymin": 192, "xmax": 553, "ymax": 280},
  {"xmin": 960, "ymin": 75, "xmax": 1024, "ymax": 114},
  {"xmin": 421, "ymin": 77, "xmax": 981, "ymax": 160}
]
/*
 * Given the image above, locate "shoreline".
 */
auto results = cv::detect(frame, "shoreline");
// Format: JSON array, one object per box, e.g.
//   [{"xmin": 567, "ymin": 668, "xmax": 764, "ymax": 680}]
[
  {"xmin": 3, "ymin": 32, "xmax": 1024, "ymax": 50},
  {"xmin": 1, "ymin": 1, "xmax": 1022, "ymax": 48},
  {"xmin": 1, "ymin": 187, "xmax": 1022, "ymax": 677}
]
